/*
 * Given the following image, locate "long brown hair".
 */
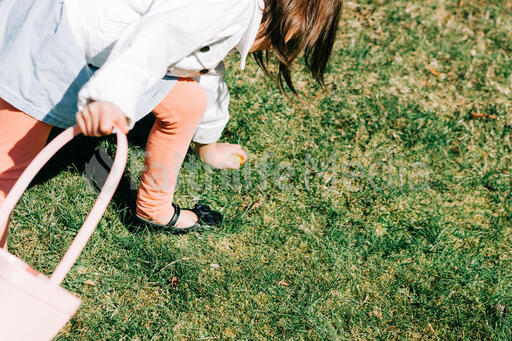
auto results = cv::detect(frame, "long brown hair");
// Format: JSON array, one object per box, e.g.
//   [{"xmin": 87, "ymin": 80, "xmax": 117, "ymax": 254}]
[{"xmin": 253, "ymin": 0, "xmax": 343, "ymax": 93}]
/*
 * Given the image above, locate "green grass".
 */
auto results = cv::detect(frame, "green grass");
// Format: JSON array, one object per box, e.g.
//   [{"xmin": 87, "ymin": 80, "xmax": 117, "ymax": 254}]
[{"xmin": 6, "ymin": 0, "xmax": 512, "ymax": 339}]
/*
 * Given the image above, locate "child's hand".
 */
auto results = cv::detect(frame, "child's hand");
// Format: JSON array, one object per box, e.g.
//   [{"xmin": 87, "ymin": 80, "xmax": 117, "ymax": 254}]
[
  {"xmin": 195, "ymin": 142, "xmax": 248, "ymax": 169},
  {"xmin": 76, "ymin": 101, "xmax": 129, "ymax": 136}
]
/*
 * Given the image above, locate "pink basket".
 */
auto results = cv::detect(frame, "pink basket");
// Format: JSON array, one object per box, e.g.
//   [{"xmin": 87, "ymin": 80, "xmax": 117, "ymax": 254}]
[{"xmin": 0, "ymin": 126, "xmax": 128, "ymax": 340}]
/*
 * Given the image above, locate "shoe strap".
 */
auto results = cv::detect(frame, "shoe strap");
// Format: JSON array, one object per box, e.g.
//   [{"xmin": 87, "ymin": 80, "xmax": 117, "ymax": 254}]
[{"xmin": 167, "ymin": 203, "xmax": 181, "ymax": 229}]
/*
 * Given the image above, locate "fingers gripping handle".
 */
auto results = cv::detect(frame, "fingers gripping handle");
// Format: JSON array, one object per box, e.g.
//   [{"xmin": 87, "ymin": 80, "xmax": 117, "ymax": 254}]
[{"xmin": 0, "ymin": 126, "xmax": 128, "ymax": 286}]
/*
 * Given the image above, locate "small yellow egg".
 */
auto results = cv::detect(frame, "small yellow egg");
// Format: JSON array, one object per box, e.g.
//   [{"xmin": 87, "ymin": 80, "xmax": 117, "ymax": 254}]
[{"xmin": 232, "ymin": 155, "xmax": 244, "ymax": 166}]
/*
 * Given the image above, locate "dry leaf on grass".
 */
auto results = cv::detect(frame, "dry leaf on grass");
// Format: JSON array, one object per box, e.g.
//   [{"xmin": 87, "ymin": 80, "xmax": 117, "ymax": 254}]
[
  {"xmin": 471, "ymin": 112, "xmax": 497, "ymax": 119},
  {"xmin": 247, "ymin": 197, "xmax": 265, "ymax": 212},
  {"xmin": 428, "ymin": 67, "xmax": 442, "ymax": 79},
  {"xmin": 496, "ymin": 304, "xmax": 507, "ymax": 319},
  {"xmin": 169, "ymin": 276, "xmax": 179, "ymax": 288},
  {"xmin": 84, "ymin": 280, "xmax": 96, "ymax": 287}
]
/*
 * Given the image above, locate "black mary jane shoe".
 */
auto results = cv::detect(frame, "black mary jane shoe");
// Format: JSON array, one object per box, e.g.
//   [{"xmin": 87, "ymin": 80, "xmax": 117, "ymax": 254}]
[{"xmin": 134, "ymin": 203, "xmax": 222, "ymax": 235}]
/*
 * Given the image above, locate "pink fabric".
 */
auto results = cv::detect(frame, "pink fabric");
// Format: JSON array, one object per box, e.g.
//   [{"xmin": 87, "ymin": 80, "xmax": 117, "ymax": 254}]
[
  {"xmin": 0, "ymin": 99, "xmax": 52, "ymax": 248},
  {"xmin": 136, "ymin": 78, "xmax": 207, "ymax": 222}
]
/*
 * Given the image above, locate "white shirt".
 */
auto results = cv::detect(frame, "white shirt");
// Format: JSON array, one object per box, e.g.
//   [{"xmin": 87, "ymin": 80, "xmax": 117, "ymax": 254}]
[{"xmin": 64, "ymin": 0, "xmax": 264, "ymax": 144}]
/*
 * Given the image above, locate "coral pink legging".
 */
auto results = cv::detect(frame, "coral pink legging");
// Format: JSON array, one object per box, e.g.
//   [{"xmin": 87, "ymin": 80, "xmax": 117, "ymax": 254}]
[{"xmin": 0, "ymin": 78, "xmax": 207, "ymax": 248}]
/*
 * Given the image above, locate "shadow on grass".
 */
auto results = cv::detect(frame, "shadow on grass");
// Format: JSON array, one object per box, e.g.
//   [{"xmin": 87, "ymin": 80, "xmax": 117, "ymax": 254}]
[
  {"xmin": 30, "ymin": 115, "xmax": 156, "ymax": 232},
  {"xmin": 29, "ymin": 114, "xmax": 230, "ymax": 236}
]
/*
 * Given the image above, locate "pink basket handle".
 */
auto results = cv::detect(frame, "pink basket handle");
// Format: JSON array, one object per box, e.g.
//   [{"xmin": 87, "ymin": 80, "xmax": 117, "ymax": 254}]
[{"xmin": 0, "ymin": 126, "xmax": 128, "ymax": 286}]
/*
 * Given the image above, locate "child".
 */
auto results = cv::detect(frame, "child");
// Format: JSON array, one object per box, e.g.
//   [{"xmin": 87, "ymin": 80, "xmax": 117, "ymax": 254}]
[{"xmin": 0, "ymin": 0, "xmax": 343, "ymax": 245}]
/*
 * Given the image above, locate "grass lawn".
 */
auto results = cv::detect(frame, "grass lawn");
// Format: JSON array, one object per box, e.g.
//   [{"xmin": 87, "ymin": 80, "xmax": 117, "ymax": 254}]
[{"xmin": 5, "ymin": 0, "xmax": 512, "ymax": 339}]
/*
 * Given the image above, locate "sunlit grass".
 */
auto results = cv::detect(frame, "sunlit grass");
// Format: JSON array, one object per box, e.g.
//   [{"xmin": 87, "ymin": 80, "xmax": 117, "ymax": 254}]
[{"xmin": 5, "ymin": 0, "xmax": 512, "ymax": 339}]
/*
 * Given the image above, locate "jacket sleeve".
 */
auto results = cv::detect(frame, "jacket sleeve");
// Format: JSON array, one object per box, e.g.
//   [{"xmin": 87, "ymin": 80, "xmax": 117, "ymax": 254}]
[
  {"xmin": 77, "ymin": 0, "xmax": 245, "ymax": 128},
  {"xmin": 192, "ymin": 63, "xmax": 230, "ymax": 144}
]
